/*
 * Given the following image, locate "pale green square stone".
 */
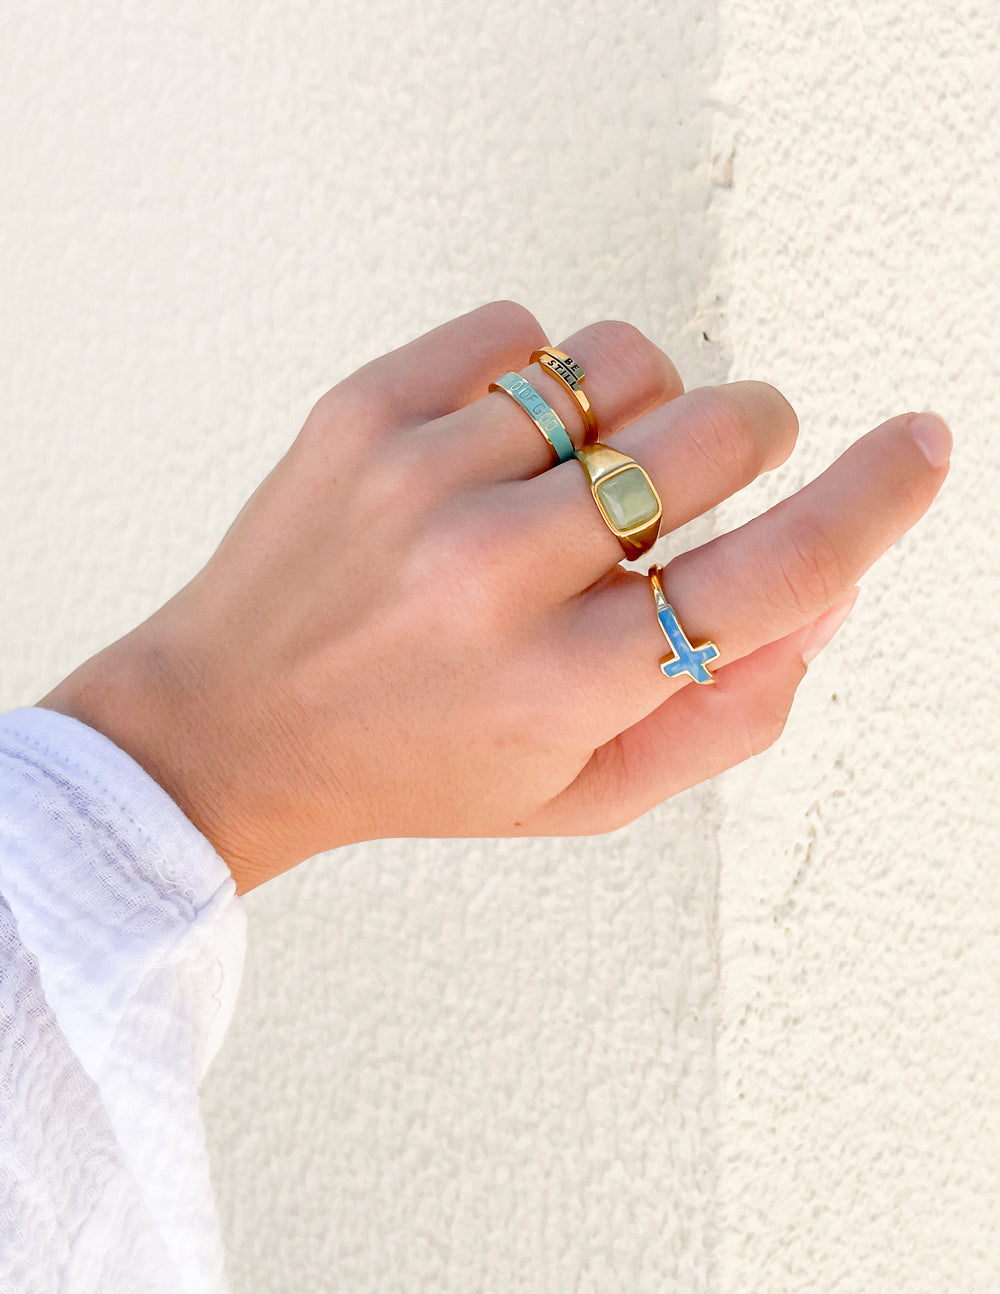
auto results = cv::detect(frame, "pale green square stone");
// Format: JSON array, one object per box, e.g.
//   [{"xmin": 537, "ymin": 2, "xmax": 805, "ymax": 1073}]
[{"xmin": 595, "ymin": 466, "xmax": 658, "ymax": 531}]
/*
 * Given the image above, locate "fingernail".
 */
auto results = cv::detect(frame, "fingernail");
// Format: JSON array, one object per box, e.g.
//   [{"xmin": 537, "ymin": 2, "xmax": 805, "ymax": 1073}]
[
  {"xmin": 801, "ymin": 586, "xmax": 860, "ymax": 665},
  {"xmin": 909, "ymin": 412, "xmax": 952, "ymax": 468}
]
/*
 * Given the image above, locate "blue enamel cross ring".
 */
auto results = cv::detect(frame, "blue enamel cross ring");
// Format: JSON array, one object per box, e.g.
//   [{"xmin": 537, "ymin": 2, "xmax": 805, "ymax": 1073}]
[{"xmin": 648, "ymin": 565, "xmax": 721, "ymax": 685}]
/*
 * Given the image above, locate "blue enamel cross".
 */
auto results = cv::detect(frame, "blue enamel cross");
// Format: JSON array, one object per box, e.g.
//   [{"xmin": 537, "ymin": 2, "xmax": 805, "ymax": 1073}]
[{"xmin": 649, "ymin": 568, "xmax": 720, "ymax": 685}]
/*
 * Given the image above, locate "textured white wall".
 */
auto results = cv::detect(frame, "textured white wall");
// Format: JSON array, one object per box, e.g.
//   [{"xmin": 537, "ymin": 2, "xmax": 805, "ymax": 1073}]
[
  {"xmin": 711, "ymin": 1, "xmax": 1000, "ymax": 1289},
  {"xmin": 1, "ymin": 1, "xmax": 996, "ymax": 1292}
]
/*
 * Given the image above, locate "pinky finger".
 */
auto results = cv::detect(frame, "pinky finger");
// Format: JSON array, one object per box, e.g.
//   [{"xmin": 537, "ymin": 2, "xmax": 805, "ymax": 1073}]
[{"xmin": 535, "ymin": 587, "xmax": 860, "ymax": 836}]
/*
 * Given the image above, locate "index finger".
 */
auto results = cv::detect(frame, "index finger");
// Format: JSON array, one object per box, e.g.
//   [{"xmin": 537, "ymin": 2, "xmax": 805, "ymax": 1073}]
[{"xmin": 563, "ymin": 410, "xmax": 953, "ymax": 738}]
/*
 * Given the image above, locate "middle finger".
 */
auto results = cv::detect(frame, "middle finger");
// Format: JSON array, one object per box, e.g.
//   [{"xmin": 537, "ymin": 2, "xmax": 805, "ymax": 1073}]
[{"xmin": 416, "ymin": 319, "xmax": 686, "ymax": 488}]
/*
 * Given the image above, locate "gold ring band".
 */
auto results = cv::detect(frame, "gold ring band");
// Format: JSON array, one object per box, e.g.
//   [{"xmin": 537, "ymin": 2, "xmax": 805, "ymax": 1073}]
[
  {"xmin": 574, "ymin": 442, "xmax": 662, "ymax": 561},
  {"xmin": 647, "ymin": 566, "xmax": 720, "ymax": 684},
  {"xmin": 530, "ymin": 346, "xmax": 599, "ymax": 443}
]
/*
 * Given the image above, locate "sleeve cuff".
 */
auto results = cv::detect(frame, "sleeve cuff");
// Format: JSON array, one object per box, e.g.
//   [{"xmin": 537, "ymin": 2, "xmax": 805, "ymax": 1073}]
[{"xmin": 0, "ymin": 703, "xmax": 247, "ymax": 1079}]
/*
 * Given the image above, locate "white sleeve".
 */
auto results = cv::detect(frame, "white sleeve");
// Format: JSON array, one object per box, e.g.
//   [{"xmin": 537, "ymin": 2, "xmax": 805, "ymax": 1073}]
[{"xmin": 0, "ymin": 705, "xmax": 247, "ymax": 1294}]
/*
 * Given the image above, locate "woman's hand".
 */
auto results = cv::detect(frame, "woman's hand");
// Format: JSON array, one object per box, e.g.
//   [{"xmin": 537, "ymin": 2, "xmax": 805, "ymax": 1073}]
[{"xmin": 37, "ymin": 301, "xmax": 951, "ymax": 894}]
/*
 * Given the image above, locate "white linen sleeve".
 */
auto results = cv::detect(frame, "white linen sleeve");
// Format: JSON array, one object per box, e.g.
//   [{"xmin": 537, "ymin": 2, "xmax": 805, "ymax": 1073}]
[{"xmin": 0, "ymin": 704, "xmax": 247, "ymax": 1294}]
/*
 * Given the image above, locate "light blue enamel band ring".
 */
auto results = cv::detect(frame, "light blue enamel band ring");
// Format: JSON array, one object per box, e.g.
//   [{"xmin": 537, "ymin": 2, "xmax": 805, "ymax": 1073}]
[
  {"xmin": 648, "ymin": 565, "xmax": 721, "ymax": 685},
  {"xmin": 488, "ymin": 371, "xmax": 577, "ymax": 463}
]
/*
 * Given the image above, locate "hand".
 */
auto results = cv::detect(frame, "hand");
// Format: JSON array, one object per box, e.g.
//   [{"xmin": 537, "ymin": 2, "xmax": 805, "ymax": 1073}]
[{"xmin": 36, "ymin": 301, "xmax": 951, "ymax": 895}]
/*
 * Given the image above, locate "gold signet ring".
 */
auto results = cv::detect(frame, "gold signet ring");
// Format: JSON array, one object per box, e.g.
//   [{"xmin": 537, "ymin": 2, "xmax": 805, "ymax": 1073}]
[{"xmin": 574, "ymin": 443, "xmax": 662, "ymax": 561}]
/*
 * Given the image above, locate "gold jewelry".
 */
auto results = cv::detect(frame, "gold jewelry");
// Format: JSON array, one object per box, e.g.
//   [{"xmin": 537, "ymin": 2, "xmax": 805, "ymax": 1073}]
[
  {"xmin": 488, "ymin": 371, "xmax": 576, "ymax": 463},
  {"xmin": 574, "ymin": 442, "xmax": 662, "ymax": 561},
  {"xmin": 648, "ymin": 566, "xmax": 720, "ymax": 684},
  {"xmin": 530, "ymin": 346, "xmax": 599, "ymax": 442}
]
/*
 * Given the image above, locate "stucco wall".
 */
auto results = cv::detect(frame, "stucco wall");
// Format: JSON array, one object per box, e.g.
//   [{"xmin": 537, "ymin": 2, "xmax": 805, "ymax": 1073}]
[
  {"xmin": 711, "ymin": 2, "xmax": 1000, "ymax": 1288},
  {"xmin": 1, "ymin": 1, "xmax": 996, "ymax": 1292}
]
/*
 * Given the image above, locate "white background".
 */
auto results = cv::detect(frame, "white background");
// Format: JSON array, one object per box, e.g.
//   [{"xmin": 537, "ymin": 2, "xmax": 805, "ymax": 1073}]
[{"xmin": 1, "ymin": 1, "xmax": 996, "ymax": 1290}]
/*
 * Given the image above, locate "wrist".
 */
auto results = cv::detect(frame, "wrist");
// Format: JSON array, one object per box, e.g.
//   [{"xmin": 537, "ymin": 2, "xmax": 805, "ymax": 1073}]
[{"xmin": 34, "ymin": 629, "xmax": 266, "ymax": 896}]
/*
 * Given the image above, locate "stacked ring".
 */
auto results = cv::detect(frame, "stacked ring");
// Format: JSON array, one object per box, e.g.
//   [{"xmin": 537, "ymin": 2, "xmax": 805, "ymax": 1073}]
[
  {"xmin": 529, "ymin": 346, "xmax": 599, "ymax": 442},
  {"xmin": 574, "ymin": 443, "xmax": 662, "ymax": 561},
  {"xmin": 648, "ymin": 566, "xmax": 720, "ymax": 684},
  {"xmin": 488, "ymin": 371, "xmax": 576, "ymax": 463}
]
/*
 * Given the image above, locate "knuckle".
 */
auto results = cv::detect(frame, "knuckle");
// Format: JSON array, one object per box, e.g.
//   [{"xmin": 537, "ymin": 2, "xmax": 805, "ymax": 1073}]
[
  {"xmin": 745, "ymin": 380, "xmax": 799, "ymax": 465},
  {"xmin": 457, "ymin": 507, "xmax": 516, "ymax": 579},
  {"xmin": 760, "ymin": 380, "xmax": 798, "ymax": 433},
  {"xmin": 301, "ymin": 385, "xmax": 343, "ymax": 434},
  {"xmin": 334, "ymin": 443, "xmax": 446, "ymax": 558},
  {"xmin": 580, "ymin": 739, "xmax": 643, "ymax": 835},
  {"xmin": 586, "ymin": 319, "xmax": 663, "ymax": 396},
  {"xmin": 400, "ymin": 537, "xmax": 465, "ymax": 632},
  {"xmin": 691, "ymin": 387, "xmax": 760, "ymax": 475},
  {"xmin": 774, "ymin": 514, "xmax": 844, "ymax": 616},
  {"xmin": 365, "ymin": 461, "xmax": 409, "ymax": 520},
  {"xmin": 738, "ymin": 379, "xmax": 799, "ymax": 432},
  {"xmin": 365, "ymin": 439, "xmax": 437, "ymax": 513},
  {"xmin": 303, "ymin": 380, "xmax": 387, "ymax": 444},
  {"xmin": 409, "ymin": 509, "xmax": 511, "ymax": 632},
  {"xmin": 475, "ymin": 298, "xmax": 545, "ymax": 343}
]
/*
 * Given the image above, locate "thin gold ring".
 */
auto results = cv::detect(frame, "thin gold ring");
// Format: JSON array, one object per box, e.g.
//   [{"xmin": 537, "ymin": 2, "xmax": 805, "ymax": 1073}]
[
  {"xmin": 530, "ymin": 346, "xmax": 599, "ymax": 443},
  {"xmin": 574, "ymin": 442, "xmax": 662, "ymax": 561}
]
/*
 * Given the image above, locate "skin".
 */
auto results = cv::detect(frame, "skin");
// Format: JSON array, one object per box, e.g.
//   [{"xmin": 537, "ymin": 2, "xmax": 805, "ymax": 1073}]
[{"xmin": 35, "ymin": 301, "xmax": 952, "ymax": 896}]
